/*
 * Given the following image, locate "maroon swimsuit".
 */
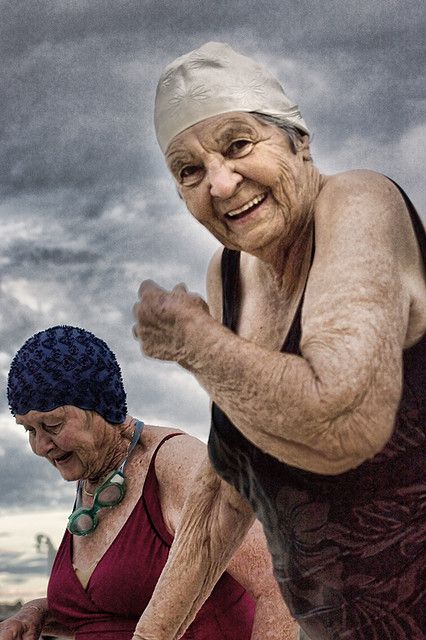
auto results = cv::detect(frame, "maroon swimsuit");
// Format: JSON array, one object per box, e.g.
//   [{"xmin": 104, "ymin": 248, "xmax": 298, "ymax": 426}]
[
  {"xmin": 48, "ymin": 434, "xmax": 255, "ymax": 639},
  {"xmin": 209, "ymin": 181, "xmax": 426, "ymax": 639}
]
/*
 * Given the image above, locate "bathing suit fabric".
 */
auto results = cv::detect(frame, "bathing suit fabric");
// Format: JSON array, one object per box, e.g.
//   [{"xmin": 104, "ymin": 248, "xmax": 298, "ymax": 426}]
[
  {"xmin": 208, "ymin": 181, "xmax": 426, "ymax": 640},
  {"xmin": 48, "ymin": 433, "xmax": 255, "ymax": 639}
]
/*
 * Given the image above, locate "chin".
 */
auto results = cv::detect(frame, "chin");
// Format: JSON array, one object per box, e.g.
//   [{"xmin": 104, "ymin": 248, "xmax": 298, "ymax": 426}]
[{"xmin": 54, "ymin": 461, "xmax": 82, "ymax": 483}]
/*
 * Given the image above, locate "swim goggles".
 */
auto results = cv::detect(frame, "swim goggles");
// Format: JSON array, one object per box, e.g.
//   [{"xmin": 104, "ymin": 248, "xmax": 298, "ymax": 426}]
[{"xmin": 67, "ymin": 420, "xmax": 143, "ymax": 536}]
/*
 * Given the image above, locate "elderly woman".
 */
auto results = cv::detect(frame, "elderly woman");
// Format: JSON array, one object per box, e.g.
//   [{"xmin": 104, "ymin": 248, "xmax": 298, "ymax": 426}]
[
  {"xmin": 0, "ymin": 325, "xmax": 297, "ymax": 640},
  {"xmin": 132, "ymin": 42, "xmax": 426, "ymax": 640}
]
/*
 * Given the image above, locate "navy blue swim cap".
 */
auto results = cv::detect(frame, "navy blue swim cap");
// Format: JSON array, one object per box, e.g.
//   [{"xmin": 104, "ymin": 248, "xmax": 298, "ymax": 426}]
[{"xmin": 7, "ymin": 325, "xmax": 127, "ymax": 424}]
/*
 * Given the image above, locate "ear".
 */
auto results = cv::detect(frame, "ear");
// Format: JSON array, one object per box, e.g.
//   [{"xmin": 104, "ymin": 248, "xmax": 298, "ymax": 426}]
[{"xmin": 297, "ymin": 135, "xmax": 312, "ymax": 161}]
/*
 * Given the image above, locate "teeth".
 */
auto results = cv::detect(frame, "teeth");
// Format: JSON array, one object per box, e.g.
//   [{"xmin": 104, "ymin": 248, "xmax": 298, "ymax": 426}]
[{"xmin": 226, "ymin": 193, "xmax": 266, "ymax": 217}]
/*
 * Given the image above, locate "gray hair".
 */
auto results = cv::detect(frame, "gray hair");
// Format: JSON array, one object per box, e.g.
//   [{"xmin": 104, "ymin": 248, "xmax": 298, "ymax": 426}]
[{"xmin": 251, "ymin": 112, "xmax": 309, "ymax": 154}]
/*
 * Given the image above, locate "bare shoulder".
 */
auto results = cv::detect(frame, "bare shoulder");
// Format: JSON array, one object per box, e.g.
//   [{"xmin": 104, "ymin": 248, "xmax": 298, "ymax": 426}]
[
  {"xmin": 153, "ymin": 429, "xmax": 207, "ymax": 533},
  {"xmin": 306, "ymin": 169, "xmax": 426, "ymax": 347},
  {"xmin": 206, "ymin": 246, "xmax": 223, "ymax": 321},
  {"xmin": 316, "ymin": 170, "xmax": 420, "ymax": 266},
  {"xmin": 154, "ymin": 430, "xmax": 206, "ymax": 480},
  {"xmin": 319, "ymin": 169, "xmax": 401, "ymax": 203}
]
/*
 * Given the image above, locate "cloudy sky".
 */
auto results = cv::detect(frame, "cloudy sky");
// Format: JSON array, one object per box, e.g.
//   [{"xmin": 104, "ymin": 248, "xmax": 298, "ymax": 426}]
[{"xmin": 0, "ymin": 0, "xmax": 424, "ymax": 600}]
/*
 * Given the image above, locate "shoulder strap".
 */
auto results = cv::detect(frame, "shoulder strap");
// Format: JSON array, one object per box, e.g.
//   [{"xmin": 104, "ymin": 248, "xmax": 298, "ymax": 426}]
[
  {"xmin": 142, "ymin": 432, "xmax": 185, "ymax": 546},
  {"xmin": 221, "ymin": 248, "xmax": 241, "ymax": 331},
  {"xmin": 387, "ymin": 178, "xmax": 426, "ymax": 266},
  {"xmin": 150, "ymin": 432, "xmax": 185, "ymax": 469},
  {"xmin": 220, "ymin": 245, "xmax": 314, "ymax": 355}
]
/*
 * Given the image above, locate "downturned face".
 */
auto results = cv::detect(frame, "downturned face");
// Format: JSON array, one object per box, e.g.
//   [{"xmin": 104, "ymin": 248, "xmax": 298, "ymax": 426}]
[
  {"xmin": 165, "ymin": 112, "xmax": 312, "ymax": 256},
  {"xmin": 15, "ymin": 406, "xmax": 106, "ymax": 482}
]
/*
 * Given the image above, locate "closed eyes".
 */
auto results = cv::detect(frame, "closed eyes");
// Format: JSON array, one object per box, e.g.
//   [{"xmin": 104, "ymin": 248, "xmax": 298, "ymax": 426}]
[{"xmin": 23, "ymin": 422, "xmax": 63, "ymax": 435}]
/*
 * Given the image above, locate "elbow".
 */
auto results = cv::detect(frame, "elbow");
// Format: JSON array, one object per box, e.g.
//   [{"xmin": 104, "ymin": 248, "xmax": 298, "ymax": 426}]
[
  {"xmin": 311, "ymin": 410, "xmax": 395, "ymax": 471},
  {"xmin": 302, "ymin": 376, "xmax": 401, "ymax": 471}
]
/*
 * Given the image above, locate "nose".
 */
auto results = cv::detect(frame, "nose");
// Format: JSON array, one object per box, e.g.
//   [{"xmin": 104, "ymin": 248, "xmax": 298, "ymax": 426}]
[
  {"xmin": 32, "ymin": 429, "xmax": 54, "ymax": 457},
  {"xmin": 207, "ymin": 159, "xmax": 242, "ymax": 199}
]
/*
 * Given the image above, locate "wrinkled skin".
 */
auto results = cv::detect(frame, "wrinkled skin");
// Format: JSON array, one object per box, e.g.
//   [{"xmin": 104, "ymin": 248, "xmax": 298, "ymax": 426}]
[{"xmin": 131, "ymin": 112, "xmax": 426, "ymax": 639}]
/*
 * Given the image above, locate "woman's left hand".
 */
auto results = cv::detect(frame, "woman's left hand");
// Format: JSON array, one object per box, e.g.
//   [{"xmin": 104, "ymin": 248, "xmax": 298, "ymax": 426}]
[{"xmin": 133, "ymin": 279, "xmax": 212, "ymax": 364}]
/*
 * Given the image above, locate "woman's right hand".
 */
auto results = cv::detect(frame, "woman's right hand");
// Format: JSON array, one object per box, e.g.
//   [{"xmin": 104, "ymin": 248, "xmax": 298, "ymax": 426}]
[{"xmin": 0, "ymin": 601, "xmax": 46, "ymax": 640}]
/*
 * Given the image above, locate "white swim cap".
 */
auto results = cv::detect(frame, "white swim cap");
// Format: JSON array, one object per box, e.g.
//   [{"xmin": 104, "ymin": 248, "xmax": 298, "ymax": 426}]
[{"xmin": 155, "ymin": 41, "xmax": 310, "ymax": 153}]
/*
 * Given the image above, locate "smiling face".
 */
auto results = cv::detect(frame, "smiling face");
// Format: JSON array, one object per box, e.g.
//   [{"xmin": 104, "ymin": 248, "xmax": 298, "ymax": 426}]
[
  {"xmin": 166, "ymin": 112, "xmax": 314, "ymax": 261},
  {"xmin": 15, "ymin": 406, "xmax": 107, "ymax": 482}
]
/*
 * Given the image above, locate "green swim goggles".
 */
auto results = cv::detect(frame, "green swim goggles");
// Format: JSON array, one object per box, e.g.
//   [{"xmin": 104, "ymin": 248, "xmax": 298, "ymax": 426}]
[{"xmin": 67, "ymin": 420, "xmax": 143, "ymax": 537}]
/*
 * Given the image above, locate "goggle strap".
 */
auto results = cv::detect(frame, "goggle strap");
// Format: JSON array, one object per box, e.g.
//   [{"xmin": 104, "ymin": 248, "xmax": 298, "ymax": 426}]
[{"xmin": 119, "ymin": 419, "xmax": 144, "ymax": 473}]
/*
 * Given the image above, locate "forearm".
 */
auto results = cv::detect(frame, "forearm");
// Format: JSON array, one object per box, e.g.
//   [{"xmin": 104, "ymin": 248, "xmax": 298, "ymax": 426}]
[
  {"xmin": 0, "ymin": 598, "xmax": 74, "ymax": 640},
  {"xmin": 43, "ymin": 620, "xmax": 75, "ymax": 638},
  {"xmin": 178, "ymin": 311, "xmax": 402, "ymax": 474},
  {"xmin": 251, "ymin": 594, "xmax": 299, "ymax": 640},
  {"xmin": 224, "ymin": 519, "xmax": 299, "ymax": 640},
  {"xmin": 26, "ymin": 598, "xmax": 74, "ymax": 638},
  {"xmin": 133, "ymin": 458, "xmax": 254, "ymax": 640}
]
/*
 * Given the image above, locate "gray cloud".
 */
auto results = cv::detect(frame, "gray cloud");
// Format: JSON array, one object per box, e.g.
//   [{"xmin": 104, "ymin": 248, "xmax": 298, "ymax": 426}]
[
  {"xmin": 0, "ymin": 440, "xmax": 75, "ymax": 509},
  {"xmin": 0, "ymin": 0, "xmax": 424, "ymax": 517}
]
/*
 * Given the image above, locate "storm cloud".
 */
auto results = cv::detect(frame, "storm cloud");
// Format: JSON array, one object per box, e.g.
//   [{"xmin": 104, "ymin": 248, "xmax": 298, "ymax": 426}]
[{"xmin": 0, "ymin": 0, "xmax": 424, "ymax": 511}]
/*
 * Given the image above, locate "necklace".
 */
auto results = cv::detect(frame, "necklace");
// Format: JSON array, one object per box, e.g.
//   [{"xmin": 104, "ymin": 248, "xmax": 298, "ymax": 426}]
[{"xmin": 83, "ymin": 483, "xmax": 95, "ymax": 497}]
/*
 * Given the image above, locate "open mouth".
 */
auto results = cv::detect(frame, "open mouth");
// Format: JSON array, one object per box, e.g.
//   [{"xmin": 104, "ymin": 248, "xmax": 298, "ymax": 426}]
[
  {"xmin": 53, "ymin": 452, "xmax": 73, "ymax": 466},
  {"xmin": 225, "ymin": 193, "xmax": 267, "ymax": 221}
]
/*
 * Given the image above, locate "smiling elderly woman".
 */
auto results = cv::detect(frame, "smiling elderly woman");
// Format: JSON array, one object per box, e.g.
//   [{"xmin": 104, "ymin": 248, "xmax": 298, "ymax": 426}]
[{"xmin": 132, "ymin": 43, "xmax": 426, "ymax": 640}]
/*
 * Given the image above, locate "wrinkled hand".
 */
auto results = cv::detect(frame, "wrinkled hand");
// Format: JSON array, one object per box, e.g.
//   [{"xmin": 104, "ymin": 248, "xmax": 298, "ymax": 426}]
[
  {"xmin": 133, "ymin": 280, "xmax": 211, "ymax": 365},
  {"xmin": 0, "ymin": 606, "xmax": 44, "ymax": 640}
]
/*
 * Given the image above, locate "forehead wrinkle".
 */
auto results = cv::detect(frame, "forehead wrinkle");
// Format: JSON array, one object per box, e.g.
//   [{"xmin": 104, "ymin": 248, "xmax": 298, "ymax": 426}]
[
  {"xmin": 16, "ymin": 407, "xmax": 66, "ymax": 423},
  {"xmin": 167, "ymin": 114, "xmax": 260, "ymax": 155},
  {"xmin": 210, "ymin": 118, "xmax": 259, "ymax": 146}
]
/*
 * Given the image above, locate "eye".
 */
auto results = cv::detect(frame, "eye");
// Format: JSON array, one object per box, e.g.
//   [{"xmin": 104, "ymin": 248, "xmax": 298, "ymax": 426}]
[
  {"xmin": 226, "ymin": 139, "xmax": 254, "ymax": 158},
  {"xmin": 42, "ymin": 422, "xmax": 62, "ymax": 434},
  {"xmin": 24, "ymin": 426, "xmax": 35, "ymax": 435},
  {"xmin": 179, "ymin": 165, "xmax": 204, "ymax": 186}
]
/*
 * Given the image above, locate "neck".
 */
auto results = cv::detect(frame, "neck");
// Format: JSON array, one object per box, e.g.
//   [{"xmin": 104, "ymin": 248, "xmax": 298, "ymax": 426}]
[
  {"xmin": 254, "ymin": 220, "xmax": 314, "ymax": 298},
  {"xmin": 85, "ymin": 415, "xmax": 136, "ymax": 489}
]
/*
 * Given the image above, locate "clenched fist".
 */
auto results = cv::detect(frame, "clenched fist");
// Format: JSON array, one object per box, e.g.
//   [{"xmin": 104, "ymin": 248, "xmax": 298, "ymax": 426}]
[{"xmin": 133, "ymin": 280, "xmax": 212, "ymax": 366}]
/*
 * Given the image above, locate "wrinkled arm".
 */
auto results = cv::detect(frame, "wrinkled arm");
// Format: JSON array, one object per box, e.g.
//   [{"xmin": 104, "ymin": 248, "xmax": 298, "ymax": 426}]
[
  {"xmin": 196, "ymin": 173, "xmax": 415, "ymax": 474},
  {"xmin": 135, "ymin": 172, "xmax": 417, "ymax": 474},
  {"xmin": 132, "ymin": 455, "xmax": 255, "ymax": 640},
  {"xmin": 0, "ymin": 598, "xmax": 74, "ymax": 639},
  {"xmin": 225, "ymin": 519, "xmax": 299, "ymax": 639}
]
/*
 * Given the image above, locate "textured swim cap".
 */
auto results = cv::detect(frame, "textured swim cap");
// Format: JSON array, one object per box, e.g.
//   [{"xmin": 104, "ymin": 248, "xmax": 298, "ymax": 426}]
[
  {"xmin": 7, "ymin": 325, "xmax": 127, "ymax": 424},
  {"xmin": 154, "ymin": 41, "xmax": 310, "ymax": 153}
]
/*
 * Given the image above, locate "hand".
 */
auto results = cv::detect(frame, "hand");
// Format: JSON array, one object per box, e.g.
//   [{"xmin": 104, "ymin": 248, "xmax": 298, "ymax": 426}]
[
  {"xmin": 0, "ymin": 604, "xmax": 45, "ymax": 640},
  {"xmin": 133, "ymin": 280, "xmax": 211, "ymax": 364}
]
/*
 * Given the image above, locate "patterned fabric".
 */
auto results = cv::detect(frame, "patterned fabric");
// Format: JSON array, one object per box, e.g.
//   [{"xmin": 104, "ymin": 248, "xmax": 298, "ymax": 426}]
[
  {"xmin": 154, "ymin": 41, "xmax": 310, "ymax": 152},
  {"xmin": 48, "ymin": 434, "xmax": 255, "ymax": 640},
  {"xmin": 208, "ymin": 181, "xmax": 426, "ymax": 640},
  {"xmin": 7, "ymin": 325, "xmax": 127, "ymax": 424}
]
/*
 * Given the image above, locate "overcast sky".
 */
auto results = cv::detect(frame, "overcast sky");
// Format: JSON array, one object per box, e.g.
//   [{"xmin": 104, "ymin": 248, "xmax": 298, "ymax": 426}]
[{"xmin": 0, "ymin": 0, "xmax": 424, "ymax": 595}]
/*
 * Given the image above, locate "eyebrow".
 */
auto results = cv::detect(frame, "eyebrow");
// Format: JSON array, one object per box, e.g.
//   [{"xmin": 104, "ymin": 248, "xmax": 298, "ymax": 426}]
[
  {"xmin": 16, "ymin": 412, "xmax": 64, "ymax": 425},
  {"xmin": 167, "ymin": 153, "xmax": 197, "ymax": 176},
  {"xmin": 211, "ymin": 122, "xmax": 258, "ymax": 146},
  {"xmin": 166, "ymin": 116, "xmax": 260, "ymax": 174}
]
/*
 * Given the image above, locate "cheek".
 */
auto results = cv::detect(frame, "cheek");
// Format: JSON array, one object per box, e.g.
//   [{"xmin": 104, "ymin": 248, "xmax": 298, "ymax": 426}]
[
  {"xmin": 271, "ymin": 159, "xmax": 300, "ymax": 204},
  {"xmin": 183, "ymin": 192, "xmax": 211, "ymax": 224}
]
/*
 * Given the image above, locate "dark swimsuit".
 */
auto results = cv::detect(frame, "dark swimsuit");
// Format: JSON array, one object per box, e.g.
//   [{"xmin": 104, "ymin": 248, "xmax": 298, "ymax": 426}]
[
  {"xmin": 48, "ymin": 434, "xmax": 255, "ymax": 639},
  {"xmin": 209, "ymin": 181, "xmax": 426, "ymax": 640}
]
